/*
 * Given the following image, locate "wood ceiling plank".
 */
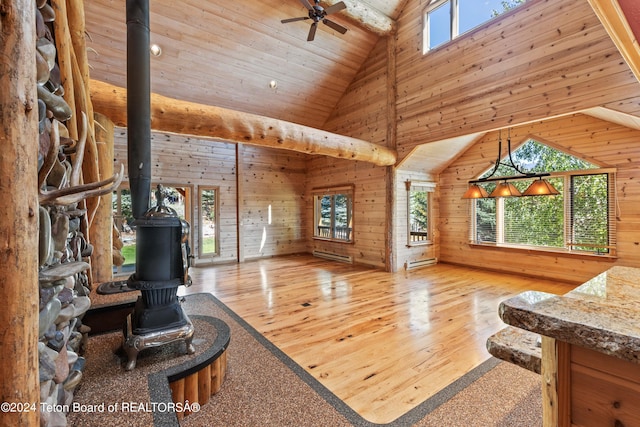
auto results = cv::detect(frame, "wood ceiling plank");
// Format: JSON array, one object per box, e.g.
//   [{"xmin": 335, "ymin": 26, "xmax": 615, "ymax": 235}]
[
  {"xmin": 588, "ymin": 0, "xmax": 640, "ymax": 83},
  {"xmin": 84, "ymin": 0, "xmax": 380, "ymax": 129}
]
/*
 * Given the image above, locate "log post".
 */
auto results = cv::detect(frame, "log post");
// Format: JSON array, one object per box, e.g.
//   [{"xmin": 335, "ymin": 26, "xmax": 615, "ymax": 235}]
[
  {"xmin": 71, "ymin": 49, "xmax": 101, "ymax": 227},
  {"xmin": 67, "ymin": 0, "xmax": 100, "ymax": 226},
  {"xmin": 50, "ymin": 0, "xmax": 77, "ymax": 140},
  {"xmin": 0, "ymin": 1, "xmax": 41, "ymax": 425},
  {"xmin": 91, "ymin": 113, "xmax": 115, "ymax": 284},
  {"xmin": 385, "ymin": 36, "xmax": 397, "ymax": 273}
]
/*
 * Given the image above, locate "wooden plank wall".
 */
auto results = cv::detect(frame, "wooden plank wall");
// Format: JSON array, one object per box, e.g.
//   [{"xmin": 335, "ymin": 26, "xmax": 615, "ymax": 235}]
[
  {"xmin": 113, "ymin": 131, "xmax": 308, "ymax": 264},
  {"xmin": 238, "ymin": 145, "xmax": 308, "ymax": 261},
  {"xmin": 306, "ymin": 157, "xmax": 388, "ymax": 267},
  {"xmin": 438, "ymin": 114, "xmax": 640, "ymax": 284},
  {"xmin": 393, "ymin": 0, "xmax": 640, "ymax": 161},
  {"xmin": 307, "ymin": 38, "xmax": 391, "ymax": 268},
  {"xmin": 108, "ymin": 0, "xmax": 640, "ymax": 276}
]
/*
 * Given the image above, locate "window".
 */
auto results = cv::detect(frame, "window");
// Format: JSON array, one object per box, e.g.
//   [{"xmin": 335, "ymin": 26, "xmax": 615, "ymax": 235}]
[
  {"xmin": 423, "ymin": 0, "xmax": 526, "ymax": 53},
  {"xmin": 407, "ymin": 181, "xmax": 435, "ymax": 246},
  {"xmin": 469, "ymin": 140, "xmax": 616, "ymax": 256},
  {"xmin": 198, "ymin": 187, "xmax": 219, "ymax": 257},
  {"xmin": 313, "ymin": 186, "xmax": 353, "ymax": 242},
  {"xmin": 425, "ymin": 1, "xmax": 451, "ymax": 52},
  {"xmin": 112, "ymin": 188, "xmax": 135, "ymax": 274}
]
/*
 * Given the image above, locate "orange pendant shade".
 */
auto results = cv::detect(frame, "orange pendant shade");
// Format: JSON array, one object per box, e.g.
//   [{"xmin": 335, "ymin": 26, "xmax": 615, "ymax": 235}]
[
  {"xmin": 489, "ymin": 182, "xmax": 522, "ymax": 198},
  {"xmin": 522, "ymin": 178, "xmax": 560, "ymax": 196},
  {"xmin": 462, "ymin": 184, "xmax": 489, "ymax": 199}
]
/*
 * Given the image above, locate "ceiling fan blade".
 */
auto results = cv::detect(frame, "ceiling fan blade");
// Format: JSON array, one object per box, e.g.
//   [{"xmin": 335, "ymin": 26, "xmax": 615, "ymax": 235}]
[
  {"xmin": 281, "ymin": 16, "xmax": 309, "ymax": 23},
  {"xmin": 323, "ymin": 18, "xmax": 347, "ymax": 34},
  {"xmin": 299, "ymin": 0, "xmax": 314, "ymax": 11},
  {"xmin": 307, "ymin": 22, "xmax": 318, "ymax": 41},
  {"xmin": 324, "ymin": 1, "xmax": 347, "ymax": 15}
]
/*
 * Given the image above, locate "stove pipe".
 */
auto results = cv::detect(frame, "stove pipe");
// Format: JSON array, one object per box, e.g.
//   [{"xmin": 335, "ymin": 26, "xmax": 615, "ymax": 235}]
[{"xmin": 126, "ymin": 0, "xmax": 151, "ymax": 219}]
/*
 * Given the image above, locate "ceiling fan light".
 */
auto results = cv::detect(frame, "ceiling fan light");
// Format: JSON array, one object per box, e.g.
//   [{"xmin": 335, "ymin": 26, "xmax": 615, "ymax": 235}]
[
  {"xmin": 522, "ymin": 178, "xmax": 560, "ymax": 196},
  {"xmin": 489, "ymin": 182, "xmax": 522, "ymax": 198},
  {"xmin": 462, "ymin": 184, "xmax": 489, "ymax": 199}
]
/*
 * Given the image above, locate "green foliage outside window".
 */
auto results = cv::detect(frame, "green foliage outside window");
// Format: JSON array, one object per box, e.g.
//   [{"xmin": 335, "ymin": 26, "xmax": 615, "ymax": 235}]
[
  {"xmin": 473, "ymin": 139, "xmax": 610, "ymax": 254},
  {"xmin": 408, "ymin": 188, "xmax": 430, "ymax": 243},
  {"xmin": 491, "ymin": 0, "xmax": 527, "ymax": 17},
  {"xmin": 315, "ymin": 191, "xmax": 353, "ymax": 241}
]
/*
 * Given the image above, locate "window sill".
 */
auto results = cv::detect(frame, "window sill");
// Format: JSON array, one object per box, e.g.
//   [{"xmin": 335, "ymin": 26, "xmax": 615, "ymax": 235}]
[
  {"xmin": 406, "ymin": 241, "xmax": 434, "ymax": 248},
  {"xmin": 468, "ymin": 243, "xmax": 617, "ymax": 261},
  {"xmin": 313, "ymin": 237, "xmax": 354, "ymax": 244}
]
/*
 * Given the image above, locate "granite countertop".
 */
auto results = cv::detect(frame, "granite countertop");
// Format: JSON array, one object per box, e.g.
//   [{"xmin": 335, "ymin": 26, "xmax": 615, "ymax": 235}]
[{"xmin": 497, "ymin": 266, "xmax": 640, "ymax": 365}]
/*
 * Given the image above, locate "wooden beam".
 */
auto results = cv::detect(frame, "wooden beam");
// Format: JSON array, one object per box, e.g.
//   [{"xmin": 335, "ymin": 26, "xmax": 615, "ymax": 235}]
[
  {"xmin": 90, "ymin": 80, "xmax": 397, "ymax": 167},
  {"xmin": 385, "ymin": 36, "xmax": 397, "ymax": 273},
  {"xmin": 92, "ymin": 113, "xmax": 114, "ymax": 284},
  {"xmin": 325, "ymin": 0, "xmax": 397, "ymax": 36},
  {"xmin": 587, "ymin": 0, "xmax": 640, "ymax": 83},
  {"xmin": 0, "ymin": 0, "xmax": 40, "ymax": 425}
]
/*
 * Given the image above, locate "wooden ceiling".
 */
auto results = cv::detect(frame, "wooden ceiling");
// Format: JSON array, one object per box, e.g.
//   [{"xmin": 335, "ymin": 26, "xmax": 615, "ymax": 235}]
[
  {"xmin": 84, "ymin": 0, "xmax": 406, "ymax": 129},
  {"xmin": 84, "ymin": 0, "xmax": 640, "ymax": 173}
]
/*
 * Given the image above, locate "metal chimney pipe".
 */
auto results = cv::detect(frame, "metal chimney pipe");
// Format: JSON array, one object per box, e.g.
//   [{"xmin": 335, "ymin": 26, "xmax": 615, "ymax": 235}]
[{"xmin": 126, "ymin": 0, "xmax": 151, "ymax": 220}]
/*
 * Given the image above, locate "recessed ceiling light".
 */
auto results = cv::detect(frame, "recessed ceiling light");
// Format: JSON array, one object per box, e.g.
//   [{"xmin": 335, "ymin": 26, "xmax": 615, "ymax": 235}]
[
  {"xmin": 268, "ymin": 80, "xmax": 278, "ymax": 89},
  {"xmin": 150, "ymin": 44, "xmax": 162, "ymax": 57}
]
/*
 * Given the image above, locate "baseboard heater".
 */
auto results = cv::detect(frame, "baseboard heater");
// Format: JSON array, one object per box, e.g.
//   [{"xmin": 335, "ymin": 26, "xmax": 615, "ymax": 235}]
[
  {"xmin": 312, "ymin": 250, "xmax": 353, "ymax": 264},
  {"xmin": 405, "ymin": 257, "xmax": 438, "ymax": 270}
]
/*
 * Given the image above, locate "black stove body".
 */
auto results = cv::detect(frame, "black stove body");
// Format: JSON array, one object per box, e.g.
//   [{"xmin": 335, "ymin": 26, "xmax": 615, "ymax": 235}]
[{"xmin": 123, "ymin": 185, "xmax": 195, "ymax": 370}]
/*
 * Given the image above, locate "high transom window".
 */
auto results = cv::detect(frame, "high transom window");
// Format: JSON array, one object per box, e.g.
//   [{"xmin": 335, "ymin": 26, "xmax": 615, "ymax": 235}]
[
  {"xmin": 423, "ymin": 0, "xmax": 527, "ymax": 53},
  {"xmin": 469, "ymin": 139, "xmax": 616, "ymax": 256}
]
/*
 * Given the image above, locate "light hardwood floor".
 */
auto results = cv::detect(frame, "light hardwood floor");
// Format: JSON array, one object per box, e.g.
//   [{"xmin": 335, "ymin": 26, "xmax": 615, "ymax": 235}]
[{"xmin": 183, "ymin": 254, "xmax": 574, "ymax": 424}]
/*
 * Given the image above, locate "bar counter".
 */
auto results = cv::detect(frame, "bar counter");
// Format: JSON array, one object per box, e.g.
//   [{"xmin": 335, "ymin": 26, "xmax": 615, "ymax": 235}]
[{"xmin": 487, "ymin": 266, "xmax": 640, "ymax": 427}]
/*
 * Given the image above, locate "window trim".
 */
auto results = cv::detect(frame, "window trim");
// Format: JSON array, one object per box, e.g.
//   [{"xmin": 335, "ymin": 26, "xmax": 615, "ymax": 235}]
[
  {"xmin": 406, "ymin": 181, "xmax": 435, "ymax": 247},
  {"xmin": 423, "ymin": 0, "xmax": 454, "ymax": 54},
  {"xmin": 312, "ymin": 185, "xmax": 354, "ymax": 243},
  {"xmin": 469, "ymin": 168, "xmax": 617, "ymax": 257}
]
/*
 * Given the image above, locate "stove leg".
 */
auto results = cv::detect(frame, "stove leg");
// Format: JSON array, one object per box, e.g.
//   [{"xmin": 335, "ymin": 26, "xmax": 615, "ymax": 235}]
[
  {"xmin": 123, "ymin": 314, "xmax": 140, "ymax": 371},
  {"xmin": 124, "ymin": 344, "xmax": 139, "ymax": 371},
  {"xmin": 185, "ymin": 334, "xmax": 195, "ymax": 355}
]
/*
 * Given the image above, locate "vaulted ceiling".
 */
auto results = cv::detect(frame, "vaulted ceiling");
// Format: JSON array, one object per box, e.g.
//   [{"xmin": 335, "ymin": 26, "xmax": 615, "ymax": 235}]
[
  {"xmin": 84, "ymin": 0, "xmax": 406, "ymax": 130},
  {"xmin": 84, "ymin": 0, "xmax": 640, "ymax": 172}
]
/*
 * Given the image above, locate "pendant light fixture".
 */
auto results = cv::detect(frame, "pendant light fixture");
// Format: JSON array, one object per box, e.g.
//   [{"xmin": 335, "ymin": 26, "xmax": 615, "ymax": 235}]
[{"xmin": 462, "ymin": 130, "xmax": 560, "ymax": 199}]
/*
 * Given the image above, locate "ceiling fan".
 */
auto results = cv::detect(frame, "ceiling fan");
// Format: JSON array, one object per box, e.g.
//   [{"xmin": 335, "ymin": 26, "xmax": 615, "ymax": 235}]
[{"xmin": 281, "ymin": 0, "xmax": 348, "ymax": 41}]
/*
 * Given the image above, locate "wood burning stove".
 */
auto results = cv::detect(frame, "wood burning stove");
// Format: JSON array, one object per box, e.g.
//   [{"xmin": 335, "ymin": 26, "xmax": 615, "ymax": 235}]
[
  {"xmin": 122, "ymin": 185, "xmax": 195, "ymax": 370},
  {"xmin": 122, "ymin": 0, "xmax": 194, "ymax": 370}
]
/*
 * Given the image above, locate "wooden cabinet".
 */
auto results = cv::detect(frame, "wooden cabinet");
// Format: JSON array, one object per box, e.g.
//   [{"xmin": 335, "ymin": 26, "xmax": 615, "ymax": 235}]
[
  {"xmin": 570, "ymin": 344, "xmax": 640, "ymax": 427},
  {"xmin": 545, "ymin": 339, "xmax": 640, "ymax": 427}
]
